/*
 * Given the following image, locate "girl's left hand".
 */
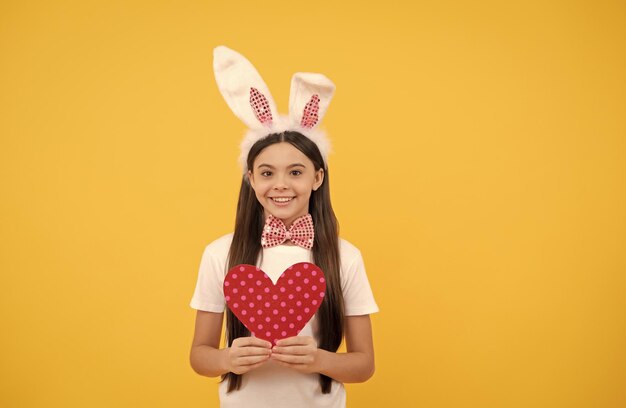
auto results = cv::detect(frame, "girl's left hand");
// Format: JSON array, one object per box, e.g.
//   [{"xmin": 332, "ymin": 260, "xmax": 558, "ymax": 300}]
[{"xmin": 270, "ymin": 336, "xmax": 323, "ymax": 374}]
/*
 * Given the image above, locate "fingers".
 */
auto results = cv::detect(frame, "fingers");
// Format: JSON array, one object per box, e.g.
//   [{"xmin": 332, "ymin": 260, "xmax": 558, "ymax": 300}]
[
  {"xmin": 275, "ymin": 336, "xmax": 314, "ymax": 347},
  {"xmin": 271, "ymin": 352, "xmax": 314, "ymax": 365},
  {"xmin": 230, "ymin": 356, "xmax": 270, "ymax": 374},
  {"xmin": 235, "ymin": 354, "xmax": 271, "ymax": 366},
  {"xmin": 233, "ymin": 337, "xmax": 272, "ymax": 348},
  {"xmin": 229, "ymin": 351, "xmax": 270, "ymax": 374},
  {"xmin": 273, "ymin": 336, "xmax": 316, "ymax": 357},
  {"xmin": 233, "ymin": 346, "xmax": 272, "ymax": 357},
  {"xmin": 272, "ymin": 345, "xmax": 312, "ymax": 355},
  {"xmin": 270, "ymin": 336, "xmax": 318, "ymax": 372},
  {"xmin": 228, "ymin": 336, "xmax": 319, "ymax": 374},
  {"xmin": 228, "ymin": 336, "xmax": 272, "ymax": 374}
]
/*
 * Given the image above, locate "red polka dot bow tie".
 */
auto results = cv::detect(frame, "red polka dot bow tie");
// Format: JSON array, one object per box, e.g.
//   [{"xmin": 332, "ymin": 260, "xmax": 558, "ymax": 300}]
[{"xmin": 261, "ymin": 214, "xmax": 315, "ymax": 249}]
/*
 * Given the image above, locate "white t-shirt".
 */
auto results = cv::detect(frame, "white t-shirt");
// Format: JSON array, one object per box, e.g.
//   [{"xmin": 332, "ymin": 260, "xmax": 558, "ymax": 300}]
[{"xmin": 190, "ymin": 233, "xmax": 379, "ymax": 408}]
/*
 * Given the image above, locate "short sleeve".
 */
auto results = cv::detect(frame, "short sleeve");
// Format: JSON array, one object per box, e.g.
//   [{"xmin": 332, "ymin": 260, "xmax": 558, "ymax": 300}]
[
  {"xmin": 189, "ymin": 235, "xmax": 232, "ymax": 312},
  {"xmin": 341, "ymin": 243, "xmax": 379, "ymax": 316}
]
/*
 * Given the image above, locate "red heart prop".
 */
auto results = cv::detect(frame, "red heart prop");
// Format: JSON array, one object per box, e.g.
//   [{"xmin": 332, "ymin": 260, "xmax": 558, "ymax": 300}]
[{"xmin": 223, "ymin": 262, "xmax": 326, "ymax": 345}]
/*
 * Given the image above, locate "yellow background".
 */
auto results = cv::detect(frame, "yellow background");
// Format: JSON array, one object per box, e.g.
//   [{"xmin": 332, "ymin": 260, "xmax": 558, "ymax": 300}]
[{"xmin": 1, "ymin": 0, "xmax": 625, "ymax": 406}]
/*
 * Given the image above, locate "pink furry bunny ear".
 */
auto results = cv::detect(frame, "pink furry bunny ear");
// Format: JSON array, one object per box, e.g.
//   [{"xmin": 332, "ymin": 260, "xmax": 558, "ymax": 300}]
[
  {"xmin": 213, "ymin": 46, "xmax": 278, "ymax": 129},
  {"xmin": 289, "ymin": 73, "xmax": 335, "ymax": 129}
]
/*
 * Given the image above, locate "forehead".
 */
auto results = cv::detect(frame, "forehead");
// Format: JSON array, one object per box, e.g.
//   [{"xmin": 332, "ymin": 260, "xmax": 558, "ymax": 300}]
[{"xmin": 253, "ymin": 142, "xmax": 313, "ymax": 168}]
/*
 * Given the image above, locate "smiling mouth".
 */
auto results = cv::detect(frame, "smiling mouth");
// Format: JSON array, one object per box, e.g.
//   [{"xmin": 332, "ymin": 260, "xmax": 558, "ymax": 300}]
[{"xmin": 271, "ymin": 197, "xmax": 294, "ymax": 203}]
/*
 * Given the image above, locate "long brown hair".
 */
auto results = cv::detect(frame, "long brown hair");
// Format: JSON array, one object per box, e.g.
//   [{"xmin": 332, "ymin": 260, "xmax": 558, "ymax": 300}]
[{"xmin": 223, "ymin": 131, "xmax": 344, "ymax": 394}]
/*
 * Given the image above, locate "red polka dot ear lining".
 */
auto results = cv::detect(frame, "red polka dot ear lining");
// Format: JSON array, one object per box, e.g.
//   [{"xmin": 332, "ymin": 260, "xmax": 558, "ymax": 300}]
[{"xmin": 224, "ymin": 263, "xmax": 326, "ymax": 346}]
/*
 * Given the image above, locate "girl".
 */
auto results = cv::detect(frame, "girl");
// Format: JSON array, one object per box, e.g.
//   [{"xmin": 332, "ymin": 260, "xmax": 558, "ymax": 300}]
[{"xmin": 189, "ymin": 46, "xmax": 378, "ymax": 408}]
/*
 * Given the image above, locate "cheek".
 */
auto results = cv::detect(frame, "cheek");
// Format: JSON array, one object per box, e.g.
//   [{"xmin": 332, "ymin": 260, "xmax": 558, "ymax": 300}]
[
  {"xmin": 298, "ymin": 185, "xmax": 314, "ymax": 198},
  {"xmin": 253, "ymin": 186, "xmax": 268, "ymax": 199},
  {"xmin": 254, "ymin": 183, "xmax": 271, "ymax": 200}
]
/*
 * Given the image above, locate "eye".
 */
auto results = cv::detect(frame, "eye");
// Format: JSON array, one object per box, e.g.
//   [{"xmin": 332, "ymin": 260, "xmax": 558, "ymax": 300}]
[
  {"xmin": 290, "ymin": 170, "xmax": 302, "ymax": 176},
  {"xmin": 261, "ymin": 171, "xmax": 272, "ymax": 177}
]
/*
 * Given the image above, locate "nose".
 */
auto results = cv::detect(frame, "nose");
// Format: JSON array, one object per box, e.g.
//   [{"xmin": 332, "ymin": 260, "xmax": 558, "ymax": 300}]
[{"xmin": 272, "ymin": 174, "xmax": 288, "ymax": 190}]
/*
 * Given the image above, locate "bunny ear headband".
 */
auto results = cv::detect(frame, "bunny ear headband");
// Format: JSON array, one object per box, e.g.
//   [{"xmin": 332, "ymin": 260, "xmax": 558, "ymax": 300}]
[{"xmin": 213, "ymin": 46, "xmax": 335, "ymax": 172}]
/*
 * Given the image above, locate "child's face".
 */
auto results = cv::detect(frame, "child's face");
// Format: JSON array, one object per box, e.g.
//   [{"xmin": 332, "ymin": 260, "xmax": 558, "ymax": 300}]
[{"xmin": 248, "ymin": 142, "xmax": 324, "ymax": 228}]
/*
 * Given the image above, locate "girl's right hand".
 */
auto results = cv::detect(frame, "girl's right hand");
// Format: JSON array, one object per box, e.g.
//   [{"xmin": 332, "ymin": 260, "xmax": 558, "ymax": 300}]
[{"xmin": 227, "ymin": 337, "xmax": 272, "ymax": 374}]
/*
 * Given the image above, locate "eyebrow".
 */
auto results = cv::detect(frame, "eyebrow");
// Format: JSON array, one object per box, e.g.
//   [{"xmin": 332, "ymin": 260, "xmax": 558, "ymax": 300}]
[{"xmin": 256, "ymin": 163, "xmax": 307, "ymax": 169}]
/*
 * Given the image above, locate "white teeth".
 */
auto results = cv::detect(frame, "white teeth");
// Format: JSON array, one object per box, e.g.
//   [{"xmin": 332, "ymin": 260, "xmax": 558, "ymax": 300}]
[{"xmin": 272, "ymin": 197, "xmax": 292, "ymax": 203}]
